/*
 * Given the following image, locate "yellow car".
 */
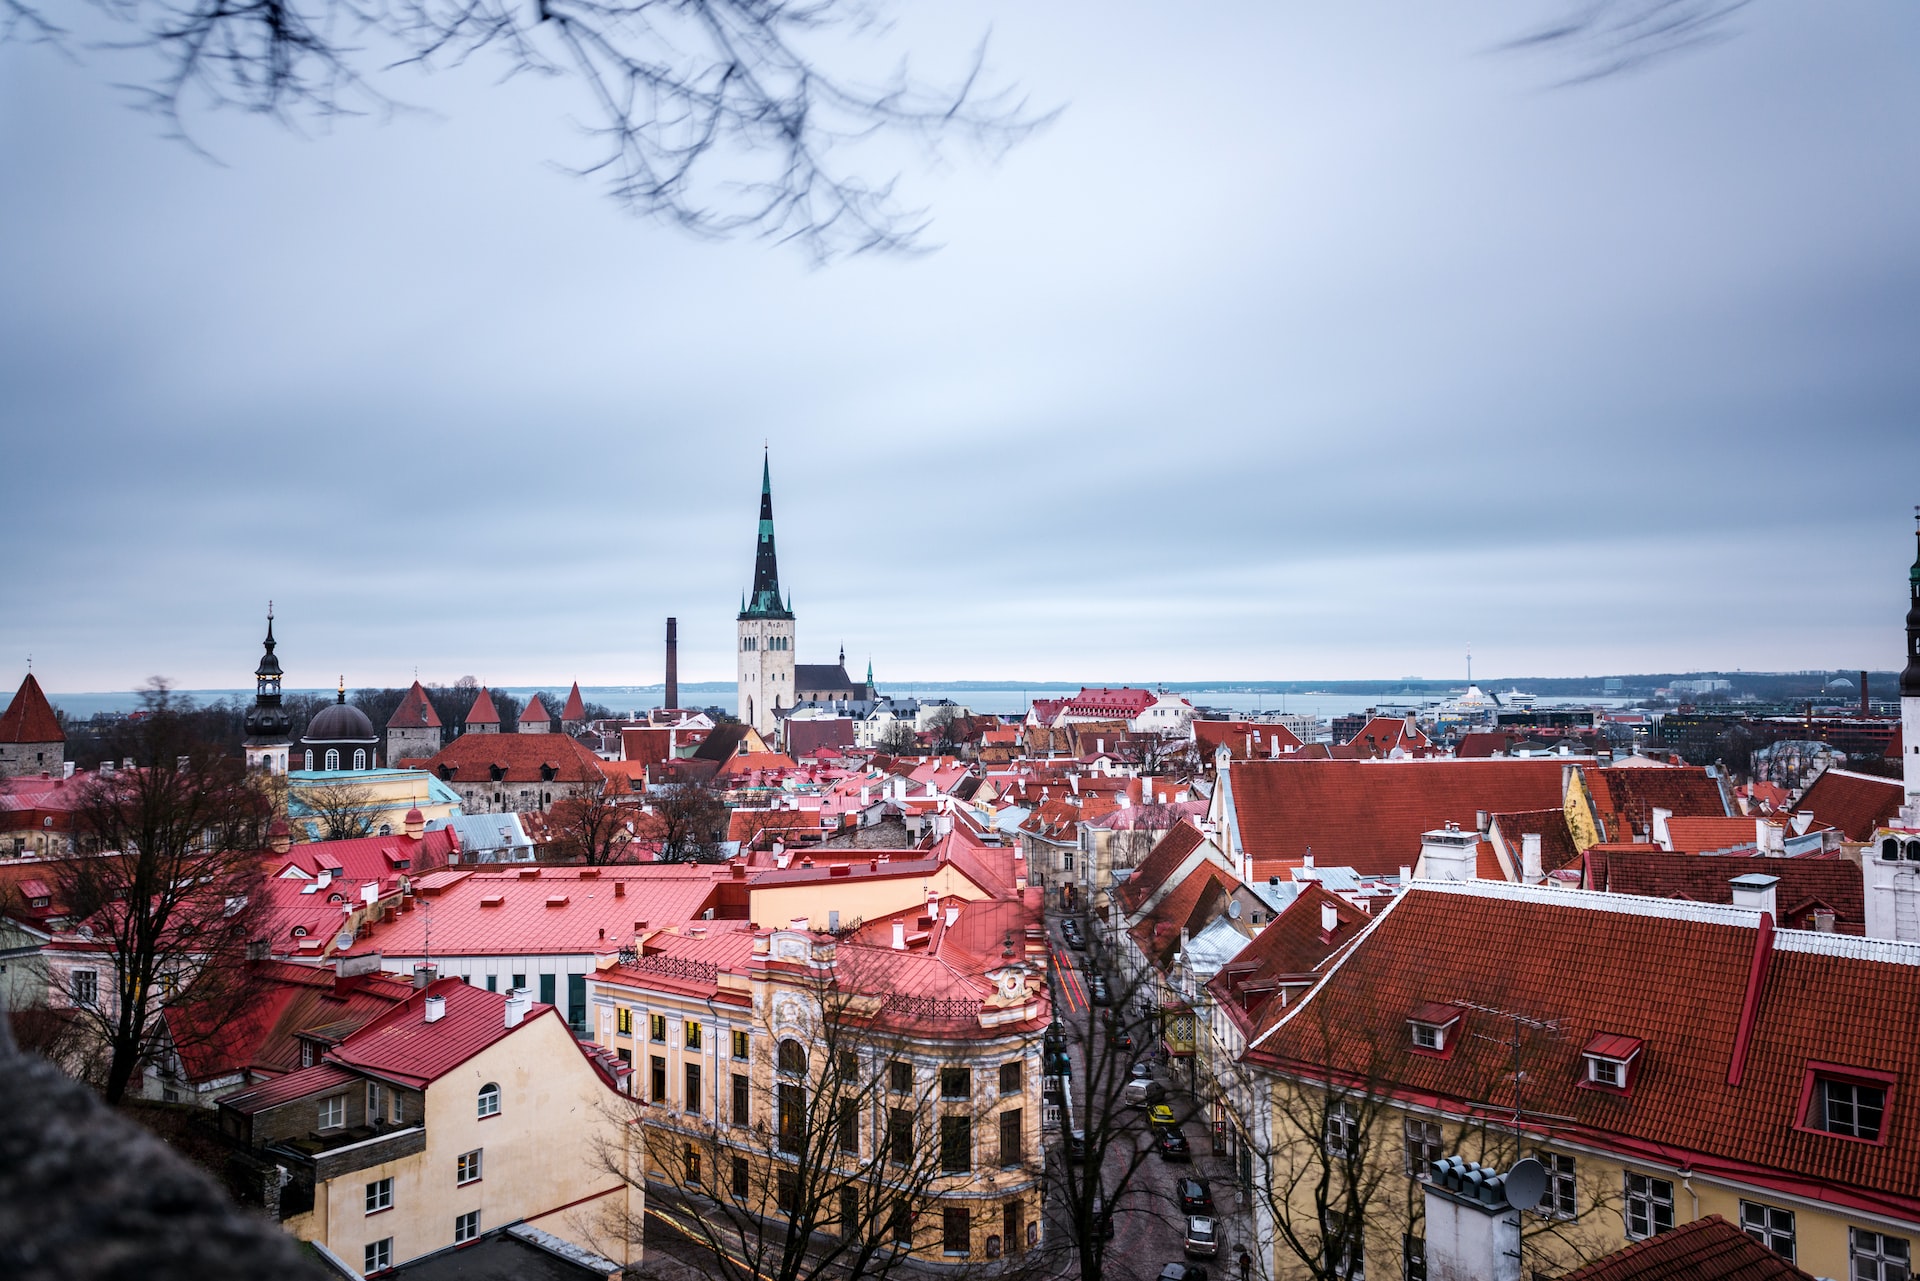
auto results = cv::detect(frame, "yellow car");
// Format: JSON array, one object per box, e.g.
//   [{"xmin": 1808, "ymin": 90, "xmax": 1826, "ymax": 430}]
[{"xmin": 1148, "ymin": 1104, "xmax": 1178, "ymax": 1129}]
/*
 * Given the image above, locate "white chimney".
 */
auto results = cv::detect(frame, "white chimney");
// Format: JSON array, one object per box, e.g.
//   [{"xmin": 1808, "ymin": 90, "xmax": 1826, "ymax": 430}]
[
  {"xmin": 1302, "ymin": 851, "xmax": 1314, "ymax": 869},
  {"xmin": 1651, "ymin": 807, "xmax": 1674, "ymax": 850},
  {"xmin": 1730, "ymin": 873, "xmax": 1779, "ymax": 920},
  {"xmin": 504, "ymin": 988, "xmax": 531, "ymax": 1028},
  {"xmin": 891, "ymin": 921, "xmax": 907, "ymax": 950},
  {"xmin": 1521, "ymin": 834, "xmax": 1543, "ymax": 885},
  {"xmin": 789, "ymin": 917, "xmax": 809, "ymax": 931},
  {"xmin": 63, "ymin": 761, "xmax": 75, "ymax": 780},
  {"xmin": 1400, "ymin": 865, "xmax": 1414, "ymax": 883},
  {"xmin": 1418, "ymin": 827, "xmax": 1479, "ymax": 882},
  {"xmin": 423, "ymin": 994, "xmax": 446, "ymax": 1023},
  {"xmin": 1320, "ymin": 901, "xmax": 1339, "ymax": 935},
  {"xmin": 1421, "ymin": 1156, "xmax": 1528, "ymax": 1281},
  {"xmin": 945, "ymin": 906, "xmax": 959, "ymax": 927}
]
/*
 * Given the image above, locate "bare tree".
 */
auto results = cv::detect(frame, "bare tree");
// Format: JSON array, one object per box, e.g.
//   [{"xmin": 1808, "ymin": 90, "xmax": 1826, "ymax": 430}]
[
  {"xmin": 653, "ymin": 781, "xmax": 728, "ymax": 863},
  {"xmin": 54, "ymin": 681, "xmax": 272, "ymax": 1104},
  {"xmin": 1503, "ymin": 0, "xmax": 1753, "ymax": 84},
  {"xmin": 549, "ymin": 778, "xmax": 639, "ymax": 865},
  {"xmin": 596, "ymin": 948, "xmax": 1040, "ymax": 1281},
  {"xmin": 7, "ymin": 0, "xmax": 1052, "ymax": 259},
  {"xmin": 875, "ymin": 720, "xmax": 921, "ymax": 758},
  {"xmin": 288, "ymin": 778, "xmax": 380, "ymax": 841}
]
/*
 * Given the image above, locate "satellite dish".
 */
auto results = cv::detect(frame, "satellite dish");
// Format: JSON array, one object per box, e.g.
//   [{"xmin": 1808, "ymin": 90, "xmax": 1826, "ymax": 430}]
[
  {"xmin": 1502, "ymin": 1157, "xmax": 1547, "ymax": 1211},
  {"xmin": 1227, "ymin": 901, "xmax": 1242, "ymax": 919}
]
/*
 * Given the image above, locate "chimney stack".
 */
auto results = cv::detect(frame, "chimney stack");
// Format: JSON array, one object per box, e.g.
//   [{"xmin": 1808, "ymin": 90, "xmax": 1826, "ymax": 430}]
[
  {"xmin": 412, "ymin": 963, "xmax": 437, "ymax": 989},
  {"xmin": 1320, "ymin": 901, "xmax": 1339, "ymax": 936},
  {"xmin": 1521, "ymin": 833, "xmax": 1543, "ymax": 885},
  {"xmin": 1730, "ymin": 873, "xmax": 1780, "ymax": 920},
  {"xmin": 891, "ymin": 921, "xmax": 907, "ymax": 950},
  {"xmin": 665, "ymin": 617, "xmax": 679, "ymax": 711},
  {"xmin": 504, "ymin": 988, "xmax": 531, "ymax": 1028},
  {"xmin": 1861, "ymin": 670, "xmax": 1869, "ymax": 717},
  {"xmin": 1420, "ymin": 1155, "xmax": 1535, "ymax": 1281},
  {"xmin": 424, "ymin": 994, "xmax": 446, "ymax": 1023}
]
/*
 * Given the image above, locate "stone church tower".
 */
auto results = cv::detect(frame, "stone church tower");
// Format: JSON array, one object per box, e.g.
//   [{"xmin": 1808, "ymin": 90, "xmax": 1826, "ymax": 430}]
[
  {"xmin": 242, "ymin": 605, "xmax": 291, "ymax": 775},
  {"xmin": 737, "ymin": 453, "xmax": 795, "ymax": 736}
]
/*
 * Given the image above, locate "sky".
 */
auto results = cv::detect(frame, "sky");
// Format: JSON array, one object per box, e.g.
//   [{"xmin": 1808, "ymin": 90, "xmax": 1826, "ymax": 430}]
[{"xmin": 2, "ymin": 2, "xmax": 1917, "ymax": 693}]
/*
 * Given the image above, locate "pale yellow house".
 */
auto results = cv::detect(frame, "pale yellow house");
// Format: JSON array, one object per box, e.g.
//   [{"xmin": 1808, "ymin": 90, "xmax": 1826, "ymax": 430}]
[{"xmin": 220, "ymin": 977, "xmax": 639, "ymax": 1275}]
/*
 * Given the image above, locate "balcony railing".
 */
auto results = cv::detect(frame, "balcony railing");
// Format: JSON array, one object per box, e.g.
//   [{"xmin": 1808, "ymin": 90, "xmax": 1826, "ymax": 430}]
[{"xmin": 267, "ymin": 1124, "xmax": 426, "ymax": 1184}]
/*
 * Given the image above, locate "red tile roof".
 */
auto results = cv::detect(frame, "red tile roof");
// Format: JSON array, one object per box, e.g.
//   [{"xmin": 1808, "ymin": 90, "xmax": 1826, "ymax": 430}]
[
  {"xmin": 336, "ymin": 866, "xmax": 722, "ymax": 958},
  {"xmin": 422, "ymin": 731, "xmax": 606, "ymax": 785},
  {"xmin": 1251, "ymin": 881, "xmax": 1920, "ymax": 1222},
  {"xmin": 324, "ymin": 978, "xmax": 556, "ymax": 1088},
  {"xmin": 268, "ymin": 829, "xmax": 458, "ymax": 883},
  {"xmin": 1558, "ymin": 1214, "xmax": 1815, "ymax": 1281},
  {"xmin": 520, "ymin": 693, "xmax": 553, "ymax": 725},
  {"xmin": 1586, "ymin": 764, "xmax": 1729, "ymax": 842},
  {"xmin": 1115, "ymin": 821, "xmax": 1209, "ymax": 916},
  {"xmin": 220, "ymin": 1062, "xmax": 361, "ymax": 1113},
  {"xmin": 1194, "ymin": 720, "xmax": 1304, "ymax": 761},
  {"xmin": 1208, "ymin": 883, "xmax": 1367, "ymax": 1034},
  {"xmin": 1488, "ymin": 808, "xmax": 1581, "ymax": 876},
  {"xmin": 1338, "ymin": 715, "xmax": 1430, "ymax": 756},
  {"xmin": 1453, "ymin": 731, "xmax": 1516, "ymax": 759},
  {"xmin": 1063, "ymin": 687, "xmax": 1156, "ymax": 718},
  {"xmin": 386, "ymin": 681, "xmax": 441, "ymax": 730},
  {"xmin": 1130, "ymin": 864, "xmax": 1238, "ymax": 969},
  {"xmin": 0, "ymin": 673, "xmax": 62, "ymax": 744},
  {"xmin": 1794, "ymin": 767, "xmax": 1904, "ymax": 841},
  {"xmin": 1582, "ymin": 850, "xmax": 1865, "ymax": 933},
  {"xmin": 166, "ymin": 960, "xmax": 414, "ymax": 1083},
  {"xmin": 1665, "ymin": 816, "xmax": 1777, "ymax": 855},
  {"xmin": 1227, "ymin": 759, "xmax": 1570, "ymax": 877},
  {"xmin": 561, "ymin": 683, "xmax": 587, "ymax": 721},
  {"xmin": 465, "ymin": 686, "xmax": 501, "ymax": 726}
]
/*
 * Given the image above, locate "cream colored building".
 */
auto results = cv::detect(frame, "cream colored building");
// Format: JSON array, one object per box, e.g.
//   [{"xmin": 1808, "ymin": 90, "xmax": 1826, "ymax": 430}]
[{"xmin": 221, "ymin": 978, "xmax": 640, "ymax": 1275}]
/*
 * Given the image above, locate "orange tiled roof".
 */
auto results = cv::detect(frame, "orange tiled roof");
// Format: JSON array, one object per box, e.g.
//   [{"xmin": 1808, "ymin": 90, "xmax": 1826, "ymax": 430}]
[
  {"xmin": 1251, "ymin": 881, "xmax": 1920, "ymax": 1222},
  {"xmin": 1794, "ymin": 767, "xmax": 1904, "ymax": 841},
  {"xmin": 422, "ymin": 732, "xmax": 606, "ymax": 785},
  {"xmin": 1559, "ymin": 1214, "xmax": 1814, "ymax": 1280},
  {"xmin": 386, "ymin": 681, "xmax": 441, "ymax": 730},
  {"xmin": 0, "ymin": 673, "xmax": 62, "ymax": 744}
]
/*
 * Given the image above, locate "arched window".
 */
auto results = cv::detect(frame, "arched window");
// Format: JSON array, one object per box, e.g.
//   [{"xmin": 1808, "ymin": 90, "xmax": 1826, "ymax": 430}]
[
  {"xmin": 1885, "ymin": 838, "xmax": 1901, "ymax": 862},
  {"xmin": 324, "ymin": 749, "xmax": 340, "ymax": 771},
  {"xmin": 478, "ymin": 1083, "xmax": 501, "ymax": 1118},
  {"xmin": 777, "ymin": 1039, "xmax": 806, "ymax": 1076},
  {"xmin": 1908, "ymin": 840, "xmax": 1920, "ymax": 863},
  {"xmin": 303, "ymin": 750, "xmax": 314, "ymax": 770},
  {"xmin": 352, "ymin": 749, "xmax": 367, "ymax": 770}
]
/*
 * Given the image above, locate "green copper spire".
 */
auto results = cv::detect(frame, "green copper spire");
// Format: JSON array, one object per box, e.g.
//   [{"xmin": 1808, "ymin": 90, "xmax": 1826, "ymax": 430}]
[{"xmin": 740, "ymin": 450, "xmax": 792, "ymax": 620}]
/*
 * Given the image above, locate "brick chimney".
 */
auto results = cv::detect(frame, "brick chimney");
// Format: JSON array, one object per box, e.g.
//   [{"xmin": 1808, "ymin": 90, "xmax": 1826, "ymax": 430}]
[{"xmin": 665, "ymin": 617, "xmax": 679, "ymax": 711}]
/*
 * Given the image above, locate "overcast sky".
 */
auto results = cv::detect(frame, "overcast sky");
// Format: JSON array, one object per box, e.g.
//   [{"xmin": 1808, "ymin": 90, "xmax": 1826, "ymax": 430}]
[{"xmin": 2, "ymin": 2, "xmax": 1916, "ymax": 693}]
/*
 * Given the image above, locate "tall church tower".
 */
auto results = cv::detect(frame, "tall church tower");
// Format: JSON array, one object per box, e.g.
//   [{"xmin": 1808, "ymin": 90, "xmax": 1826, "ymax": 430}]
[
  {"xmin": 1902, "ymin": 507, "xmax": 1920, "ymax": 807},
  {"xmin": 243, "ymin": 604, "xmax": 292, "ymax": 775},
  {"xmin": 737, "ymin": 452, "xmax": 795, "ymax": 736}
]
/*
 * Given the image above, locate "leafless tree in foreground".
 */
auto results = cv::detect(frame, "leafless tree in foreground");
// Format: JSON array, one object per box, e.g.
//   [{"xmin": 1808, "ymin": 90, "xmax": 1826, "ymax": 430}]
[
  {"xmin": 1503, "ymin": 0, "xmax": 1753, "ymax": 84},
  {"xmin": 288, "ymin": 778, "xmax": 380, "ymax": 842},
  {"xmin": 592, "ymin": 949, "xmax": 1043, "ymax": 1281},
  {"xmin": 5, "ymin": 0, "xmax": 1052, "ymax": 259},
  {"xmin": 56, "ymin": 681, "xmax": 272, "ymax": 1104},
  {"xmin": 548, "ymin": 776, "xmax": 641, "ymax": 865},
  {"xmin": 652, "ymin": 780, "xmax": 728, "ymax": 863}
]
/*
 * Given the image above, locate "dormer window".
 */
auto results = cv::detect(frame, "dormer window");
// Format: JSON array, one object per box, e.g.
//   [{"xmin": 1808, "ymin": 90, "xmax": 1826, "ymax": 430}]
[
  {"xmin": 1406, "ymin": 1002, "xmax": 1463, "ymax": 1058},
  {"xmin": 1797, "ymin": 1063, "xmax": 1893, "ymax": 1145},
  {"xmin": 1581, "ymin": 1033, "xmax": 1644, "ymax": 1093}
]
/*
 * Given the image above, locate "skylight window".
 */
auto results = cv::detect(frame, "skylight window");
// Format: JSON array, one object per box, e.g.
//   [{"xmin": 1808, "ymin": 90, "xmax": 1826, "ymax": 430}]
[{"xmin": 1797, "ymin": 1063, "xmax": 1893, "ymax": 1145}]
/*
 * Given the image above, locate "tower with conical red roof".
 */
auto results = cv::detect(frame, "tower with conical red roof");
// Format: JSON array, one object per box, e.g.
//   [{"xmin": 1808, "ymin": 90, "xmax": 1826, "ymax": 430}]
[
  {"xmin": 385, "ymin": 680, "xmax": 443, "ymax": 764},
  {"xmin": 737, "ymin": 451, "xmax": 795, "ymax": 736},
  {"xmin": 560, "ymin": 682, "xmax": 587, "ymax": 735},
  {"xmin": 0, "ymin": 670, "xmax": 64, "ymax": 778},
  {"xmin": 465, "ymin": 686, "xmax": 501, "ymax": 735}
]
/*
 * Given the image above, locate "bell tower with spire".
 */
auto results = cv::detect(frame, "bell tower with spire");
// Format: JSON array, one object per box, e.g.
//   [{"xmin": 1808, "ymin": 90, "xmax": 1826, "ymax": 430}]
[
  {"xmin": 1902, "ymin": 507, "xmax": 1920, "ymax": 807},
  {"xmin": 243, "ymin": 604, "xmax": 292, "ymax": 775},
  {"xmin": 737, "ymin": 451, "xmax": 795, "ymax": 736}
]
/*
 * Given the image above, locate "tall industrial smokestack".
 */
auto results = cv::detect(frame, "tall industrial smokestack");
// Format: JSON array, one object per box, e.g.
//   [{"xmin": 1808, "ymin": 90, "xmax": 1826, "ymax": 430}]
[
  {"xmin": 1861, "ymin": 670, "xmax": 1869, "ymax": 718},
  {"xmin": 665, "ymin": 617, "xmax": 679, "ymax": 712}
]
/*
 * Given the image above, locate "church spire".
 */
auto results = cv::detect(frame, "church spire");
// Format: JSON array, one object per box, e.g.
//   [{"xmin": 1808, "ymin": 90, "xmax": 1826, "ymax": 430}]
[
  {"xmin": 740, "ymin": 449, "xmax": 792, "ymax": 620},
  {"xmin": 1902, "ymin": 505, "xmax": 1920, "ymax": 699},
  {"xmin": 243, "ymin": 603, "xmax": 291, "ymax": 762}
]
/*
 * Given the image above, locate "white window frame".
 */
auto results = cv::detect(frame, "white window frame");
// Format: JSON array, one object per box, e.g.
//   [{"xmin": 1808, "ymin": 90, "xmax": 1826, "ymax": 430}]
[
  {"xmin": 1325, "ymin": 1101, "xmax": 1357, "ymax": 1159},
  {"xmin": 1816, "ymin": 1077, "xmax": 1886, "ymax": 1140},
  {"xmin": 365, "ymin": 1177, "xmax": 393, "ymax": 1214},
  {"xmin": 1534, "ymin": 1150, "xmax": 1577, "ymax": 1219},
  {"xmin": 364, "ymin": 1237, "xmax": 392, "ymax": 1273},
  {"xmin": 1410, "ymin": 1022, "xmax": 1443, "ymax": 1051},
  {"xmin": 457, "ymin": 1148, "xmax": 483, "ymax": 1185},
  {"xmin": 1739, "ymin": 1200, "xmax": 1796, "ymax": 1262},
  {"xmin": 1624, "ymin": 1172, "xmax": 1673, "ymax": 1240},
  {"xmin": 477, "ymin": 1082, "xmax": 501, "ymax": 1118},
  {"xmin": 319, "ymin": 1094, "xmax": 346, "ymax": 1130},
  {"xmin": 1850, "ymin": 1227, "xmax": 1912, "ymax": 1281},
  {"xmin": 71, "ymin": 969, "xmax": 98, "ymax": 1007},
  {"xmin": 1403, "ymin": 1118, "xmax": 1441, "ymax": 1179},
  {"xmin": 455, "ymin": 1209, "xmax": 480, "ymax": 1244},
  {"xmin": 1587, "ymin": 1056, "xmax": 1627, "ymax": 1088}
]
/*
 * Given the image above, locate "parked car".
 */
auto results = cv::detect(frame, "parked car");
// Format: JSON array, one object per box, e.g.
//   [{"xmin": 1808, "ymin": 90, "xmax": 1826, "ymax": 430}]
[
  {"xmin": 1068, "ymin": 931, "xmax": 1088, "ymax": 952},
  {"xmin": 1129, "ymin": 1062, "xmax": 1154, "ymax": 1080},
  {"xmin": 1147, "ymin": 1104, "xmax": 1178, "ymax": 1129},
  {"xmin": 1157, "ymin": 1128, "xmax": 1192, "ymax": 1162},
  {"xmin": 1176, "ymin": 1177, "xmax": 1214, "ymax": 1214},
  {"xmin": 1109, "ymin": 1028, "xmax": 1135, "ymax": 1051},
  {"xmin": 1124, "ymin": 1078, "xmax": 1167, "ymax": 1108},
  {"xmin": 1159, "ymin": 1264, "xmax": 1208, "ymax": 1281},
  {"xmin": 1184, "ymin": 1215, "xmax": 1219, "ymax": 1258},
  {"xmin": 1090, "ymin": 976, "xmax": 1111, "ymax": 1005},
  {"xmin": 1090, "ymin": 1191, "xmax": 1117, "ymax": 1240}
]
